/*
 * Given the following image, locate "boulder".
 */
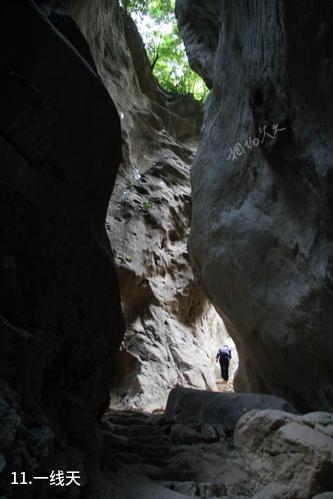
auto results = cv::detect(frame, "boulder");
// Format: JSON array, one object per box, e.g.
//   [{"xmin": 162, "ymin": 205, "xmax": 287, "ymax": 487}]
[
  {"xmin": 235, "ymin": 410, "xmax": 333, "ymax": 498},
  {"xmin": 169, "ymin": 422, "xmax": 219, "ymax": 445},
  {"xmin": 165, "ymin": 387, "xmax": 297, "ymax": 430}
]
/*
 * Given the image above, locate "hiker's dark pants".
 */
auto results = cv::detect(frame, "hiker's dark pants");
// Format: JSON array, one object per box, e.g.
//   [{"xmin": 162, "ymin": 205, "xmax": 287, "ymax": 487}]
[{"xmin": 219, "ymin": 356, "xmax": 230, "ymax": 381}]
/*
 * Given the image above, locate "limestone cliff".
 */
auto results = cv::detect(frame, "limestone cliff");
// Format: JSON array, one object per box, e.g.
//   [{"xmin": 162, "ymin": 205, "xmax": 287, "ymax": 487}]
[
  {"xmin": 68, "ymin": 0, "xmax": 237, "ymax": 410},
  {"xmin": 176, "ymin": 0, "xmax": 333, "ymax": 412}
]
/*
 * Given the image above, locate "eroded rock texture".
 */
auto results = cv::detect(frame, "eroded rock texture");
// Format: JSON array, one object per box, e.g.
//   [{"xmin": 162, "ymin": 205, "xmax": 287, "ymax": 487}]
[
  {"xmin": 67, "ymin": 0, "xmax": 237, "ymax": 410},
  {"xmin": 100, "ymin": 401, "xmax": 333, "ymax": 498},
  {"xmin": 235, "ymin": 409, "xmax": 333, "ymax": 498},
  {"xmin": 177, "ymin": 0, "xmax": 333, "ymax": 411},
  {"xmin": 175, "ymin": 0, "xmax": 219, "ymax": 89},
  {"xmin": 0, "ymin": 2, "xmax": 124, "ymax": 497},
  {"xmin": 101, "ymin": 407, "xmax": 263, "ymax": 498}
]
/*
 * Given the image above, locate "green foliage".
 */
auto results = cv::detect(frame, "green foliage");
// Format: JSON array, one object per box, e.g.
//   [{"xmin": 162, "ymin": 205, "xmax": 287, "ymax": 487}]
[
  {"xmin": 143, "ymin": 200, "xmax": 153, "ymax": 210},
  {"xmin": 122, "ymin": 0, "xmax": 173, "ymax": 19},
  {"xmin": 120, "ymin": 0, "xmax": 208, "ymax": 101}
]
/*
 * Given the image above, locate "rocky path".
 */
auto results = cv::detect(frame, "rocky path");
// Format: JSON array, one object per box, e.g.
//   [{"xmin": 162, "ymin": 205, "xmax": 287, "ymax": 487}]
[
  {"xmin": 215, "ymin": 378, "xmax": 234, "ymax": 393},
  {"xmin": 101, "ymin": 409, "xmax": 260, "ymax": 498}
]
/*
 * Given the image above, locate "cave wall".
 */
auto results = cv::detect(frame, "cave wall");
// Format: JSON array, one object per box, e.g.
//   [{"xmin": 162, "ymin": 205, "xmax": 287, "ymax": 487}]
[
  {"xmin": 176, "ymin": 0, "xmax": 333, "ymax": 412},
  {"xmin": 0, "ymin": 2, "xmax": 124, "ymax": 497},
  {"xmin": 67, "ymin": 0, "xmax": 237, "ymax": 410}
]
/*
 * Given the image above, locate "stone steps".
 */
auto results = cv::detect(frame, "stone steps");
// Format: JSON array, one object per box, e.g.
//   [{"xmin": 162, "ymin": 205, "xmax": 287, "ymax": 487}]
[
  {"xmin": 103, "ymin": 410, "xmax": 151, "ymax": 426},
  {"xmin": 102, "ymin": 409, "xmax": 255, "ymax": 498},
  {"xmin": 102, "ymin": 410, "xmax": 172, "ymax": 476},
  {"xmin": 104, "ymin": 433, "xmax": 170, "ymax": 459}
]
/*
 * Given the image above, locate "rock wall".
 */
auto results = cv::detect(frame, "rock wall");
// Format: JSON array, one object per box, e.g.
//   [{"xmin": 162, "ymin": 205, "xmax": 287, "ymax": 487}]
[
  {"xmin": 176, "ymin": 0, "xmax": 333, "ymax": 412},
  {"xmin": 67, "ymin": 0, "xmax": 237, "ymax": 410},
  {"xmin": 0, "ymin": 2, "xmax": 124, "ymax": 497}
]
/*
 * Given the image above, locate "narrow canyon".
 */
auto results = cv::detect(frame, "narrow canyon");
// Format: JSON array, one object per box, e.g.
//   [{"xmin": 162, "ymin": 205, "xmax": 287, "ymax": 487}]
[{"xmin": 0, "ymin": 1, "xmax": 332, "ymax": 498}]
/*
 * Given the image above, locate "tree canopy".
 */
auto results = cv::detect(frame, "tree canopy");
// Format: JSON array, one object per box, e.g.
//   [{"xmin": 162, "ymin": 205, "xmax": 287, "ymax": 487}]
[{"xmin": 121, "ymin": 0, "xmax": 208, "ymax": 101}]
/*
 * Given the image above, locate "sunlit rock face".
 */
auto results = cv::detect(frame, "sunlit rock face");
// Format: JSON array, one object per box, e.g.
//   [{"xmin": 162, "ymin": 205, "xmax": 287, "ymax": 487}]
[
  {"xmin": 176, "ymin": 0, "xmax": 333, "ymax": 412},
  {"xmin": 68, "ymin": 0, "xmax": 237, "ymax": 410},
  {"xmin": 0, "ymin": 1, "xmax": 124, "ymax": 495}
]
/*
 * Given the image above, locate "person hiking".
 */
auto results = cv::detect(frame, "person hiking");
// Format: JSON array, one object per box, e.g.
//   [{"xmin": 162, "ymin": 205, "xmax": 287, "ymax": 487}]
[{"xmin": 216, "ymin": 344, "xmax": 232, "ymax": 381}]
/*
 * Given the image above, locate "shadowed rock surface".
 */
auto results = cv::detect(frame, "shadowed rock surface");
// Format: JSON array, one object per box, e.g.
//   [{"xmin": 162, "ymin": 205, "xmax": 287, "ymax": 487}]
[
  {"xmin": 176, "ymin": 0, "xmax": 333, "ymax": 412},
  {"xmin": 0, "ymin": 2, "xmax": 124, "ymax": 497},
  {"xmin": 165, "ymin": 387, "xmax": 297, "ymax": 430},
  {"xmin": 175, "ymin": 0, "xmax": 220, "ymax": 89},
  {"xmin": 98, "ymin": 404, "xmax": 333, "ymax": 498},
  {"xmin": 100, "ymin": 408, "xmax": 262, "ymax": 497}
]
